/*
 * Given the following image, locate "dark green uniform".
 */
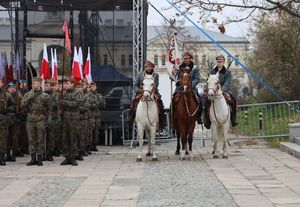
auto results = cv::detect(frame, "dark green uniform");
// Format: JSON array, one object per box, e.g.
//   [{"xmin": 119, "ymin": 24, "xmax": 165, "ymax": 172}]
[{"xmin": 91, "ymin": 91, "xmax": 103, "ymax": 149}]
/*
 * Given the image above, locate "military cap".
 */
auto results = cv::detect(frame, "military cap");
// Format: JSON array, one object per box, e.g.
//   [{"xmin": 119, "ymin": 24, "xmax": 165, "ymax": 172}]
[
  {"xmin": 182, "ymin": 52, "xmax": 193, "ymax": 59},
  {"xmin": 32, "ymin": 77, "xmax": 43, "ymax": 82},
  {"xmin": 6, "ymin": 82, "xmax": 16, "ymax": 88},
  {"xmin": 17, "ymin": 79, "xmax": 26, "ymax": 83},
  {"xmin": 216, "ymin": 54, "xmax": 225, "ymax": 61}
]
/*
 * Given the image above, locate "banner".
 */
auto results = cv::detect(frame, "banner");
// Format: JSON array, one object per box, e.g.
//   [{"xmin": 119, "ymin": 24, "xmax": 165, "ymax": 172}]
[{"xmin": 166, "ymin": 30, "xmax": 181, "ymax": 82}]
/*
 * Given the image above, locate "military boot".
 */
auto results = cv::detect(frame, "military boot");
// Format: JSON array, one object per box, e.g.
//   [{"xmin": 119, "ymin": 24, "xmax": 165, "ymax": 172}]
[
  {"xmin": 61, "ymin": 157, "xmax": 70, "ymax": 165},
  {"xmin": 0, "ymin": 153, "xmax": 6, "ymax": 166},
  {"xmin": 10, "ymin": 151, "xmax": 16, "ymax": 162},
  {"xmin": 197, "ymin": 106, "xmax": 203, "ymax": 125},
  {"xmin": 37, "ymin": 154, "xmax": 43, "ymax": 166},
  {"xmin": 91, "ymin": 145, "xmax": 98, "ymax": 152},
  {"xmin": 47, "ymin": 151, "xmax": 54, "ymax": 161},
  {"xmin": 70, "ymin": 157, "xmax": 78, "ymax": 166},
  {"xmin": 76, "ymin": 152, "xmax": 84, "ymax": 161},
  {"xmin": 86, "ymin": 145, "xmax": 92, "ymax": 154},
  {"xmin": 26, "ymin": 154, "xmax": 37, "ymax": 166},
  {"xmin": 5, "ymin": 151, "xmax": 11, "ymax": 162}
]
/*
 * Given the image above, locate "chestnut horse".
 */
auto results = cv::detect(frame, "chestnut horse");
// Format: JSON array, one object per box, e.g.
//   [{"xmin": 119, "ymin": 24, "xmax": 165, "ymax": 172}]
[{"xmin": 173, "ymin": 69, "xmax": 199, "ymax": 160}]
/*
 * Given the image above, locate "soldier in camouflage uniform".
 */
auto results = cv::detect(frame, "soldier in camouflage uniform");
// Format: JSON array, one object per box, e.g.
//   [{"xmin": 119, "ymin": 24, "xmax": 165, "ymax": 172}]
[
  {"xmin": 21, "ymin": 77, "xmax": 50, "ymax": 166},
  {"xmin": 75, "ymin": 82, "xmax": 90, "ymax": 160},
  {"xmin": 61, "ymin": 79, "xmax": 79, "ymax": 166},
  {"xmin": 53, "ymin": 81, "xmax": 62, "ymax": 156},
  {"xmin": 6, "ymin": 82, "xmax": 22, "ymax": 162},
  {"xmin": 90, "ymin": 82, "xmax": 103, "ymax": 151},
  {"xmin": 17, "ymin": 79, "xmax": 29, "ymax": 156},
  {"xmin": 0, "ymin": 80, "xmax": 14, "ymax": 166},
  {"xmin": 44, "ymin": 80, "xmax": 60, "ymax": 161},
  {"xmin": 85, "ymin": 85, "xmax": 94, "ymax": 154}
]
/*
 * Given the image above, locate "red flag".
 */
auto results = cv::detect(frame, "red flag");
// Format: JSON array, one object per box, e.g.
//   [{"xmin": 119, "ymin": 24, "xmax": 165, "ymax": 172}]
[
  {"xmin": 72, "ymin": 47, "xmax": 81, "ymax": 82},
  {"xmin": 84, "ymin": 47, "xmax": 92, "ymax": 84},
  {"xmin": 40, "ymin": 43, "xmax": 51, "ymax": 80},
  {"xmin": 62, "ymin": 19, "xmax": 71, "ymax": 54}
]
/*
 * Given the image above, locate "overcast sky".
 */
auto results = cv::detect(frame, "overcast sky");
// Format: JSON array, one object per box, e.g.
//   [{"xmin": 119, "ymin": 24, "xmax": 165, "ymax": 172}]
[{"xmin": 147, "ymin": 0, "xmax": 252, "ymax": 38}]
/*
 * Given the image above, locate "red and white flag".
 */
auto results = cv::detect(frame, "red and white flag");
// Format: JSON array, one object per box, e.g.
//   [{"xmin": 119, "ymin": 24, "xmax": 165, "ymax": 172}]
[
  {"xmin": 7, "ymin": 52, "xmax": 13, "ymax": 82},
  {"xmin": 78, "ymin": 47, "xmax": 84, "ymax": 80},
  {"xmin": 0, "ymin": 53, "xmax": 4, "ymax": 81},
  {"xmin": 51, "ymin": 48, "xmax": 58, "ymax": 81},
  {"xmin": 14, "ymin": 50, "xmax": 21, "ymax": 80},
  {"xmin": 84, "ymin": 47, "xmax": 92, "ymax": 84},
  {"xmin": 62, "ymin": 19, "xmax": 71, "ymax": 54},
  {"xmin": 166, "ymin": 30, "xmax": 181, "ymax": 82},
  {"xmin": 40, "ymin": 43, "xmax": 51, "ymax": 80},
  {"xmin": 72, "ymin": 46, "xmax": 82, "ymax": 82}
]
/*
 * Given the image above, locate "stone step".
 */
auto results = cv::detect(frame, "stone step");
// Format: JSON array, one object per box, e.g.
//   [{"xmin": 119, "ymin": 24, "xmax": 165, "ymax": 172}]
[
  {"xmin": 280, "ymin": 142, "xmax": 300, "ymax": 159},
  {"xmin": 295, "ymin": 137, "xmax": 300, "ymax": 145},
  {"xmin": 289, "ymin": 123, "xmax": 300, "ymax": 142}
]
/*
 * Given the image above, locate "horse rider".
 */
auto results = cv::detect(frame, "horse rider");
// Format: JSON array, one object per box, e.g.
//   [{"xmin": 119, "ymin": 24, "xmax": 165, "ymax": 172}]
[
  {"xmin": 130, "ymin": 60, "xmax": 164, "ymax": 129},
  {"xmin": 172, "ymin": 52, "xmax": 202, "ymax": 124},
  {"xmin": 204, "ymin": 54, "xmax": 238, "ymax": 129}
]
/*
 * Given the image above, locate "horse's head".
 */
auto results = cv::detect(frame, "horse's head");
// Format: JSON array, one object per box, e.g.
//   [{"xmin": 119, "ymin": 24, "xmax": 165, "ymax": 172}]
[
  {"xmin": 207, "ymin": 72, "xmax": 221, "ymax": 100},
  {"xmin": 142, "ymin": 74, "xmax": 155, "ymax": 101},
  {"xmin": 179, "ymin": 67, "xmax": 192, "ymax": 92}
]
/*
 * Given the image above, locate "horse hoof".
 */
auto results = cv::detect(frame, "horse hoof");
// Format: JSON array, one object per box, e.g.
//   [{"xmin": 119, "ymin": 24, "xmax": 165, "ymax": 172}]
[
  {"xmin": 180, "ymin": 157, "xmax": 185, "ymax": 160},
  {"xmin": 146, "ymin": 152, "xmax": 152, "ymax": 157},
  {"xmin": 152, "ymin": 157, "xmax": 158, "ymax": 161},
  {"xmin": 175, "ymin": 151, "xmax": 180, "ymax": 155},
  {"xmin": 213, "ymin": 155, "xmax": 219, "ymax": 159},
  {"xmin": 136, "ymin": 158, "xmax": 142, "ymax": 162},
  {"xmin": 223, "ymin": 155, "xmax": 228, "ymax": 159},
  {"xmin": 185, "ymin": 151, "xmax": 189, "ymax": 155}
]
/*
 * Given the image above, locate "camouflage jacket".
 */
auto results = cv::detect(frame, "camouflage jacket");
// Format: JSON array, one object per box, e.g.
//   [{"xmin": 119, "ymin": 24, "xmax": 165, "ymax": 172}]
[
  {"xmin": 62, "ymin": 88, "xmax": 79, "ymax": 119},
  {"xmin": 21, "ymin": 89, "xmax": 50, "ymax": 122},
  {"xmin": 45, "ymin": 90, "xmax": 60, "ymax": 122},
  {"xmin": 0, "ymin": 88, "xmax": 14, "ymax": 126},
  {"xmin": 90, "ymin": 91, "xmax": 104, "ymax": 118},
  {"xmin": 77, "ymin": 90, "xmax": 91, "ymax": 120},
  {"xmin": 7, "ymin": 92, "xmax": 22, "ymax": 125}
]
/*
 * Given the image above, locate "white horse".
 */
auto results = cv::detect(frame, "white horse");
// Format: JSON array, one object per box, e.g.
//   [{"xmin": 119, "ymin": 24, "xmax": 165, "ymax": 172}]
[
  {"xmin": 207, "ymin": 72, "xmax": 231, "ymax": 159},
  {"xmin": 135, "ymin": 74, "xmax": 159, "ymax": 162}
]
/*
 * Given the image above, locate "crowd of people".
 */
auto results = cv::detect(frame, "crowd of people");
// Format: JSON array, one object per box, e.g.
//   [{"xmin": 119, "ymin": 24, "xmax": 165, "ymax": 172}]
[{"xmin": 0, "ymin": 77, "xmax": 103, "ymax": 166}]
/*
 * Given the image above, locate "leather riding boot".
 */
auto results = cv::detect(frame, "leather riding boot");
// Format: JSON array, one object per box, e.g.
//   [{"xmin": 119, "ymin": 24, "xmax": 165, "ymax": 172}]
[
  {"xmin": 204, "ymin": 99, "xmax": 211, "ymax": 129},
  {"xmin": 0, "ymin": 153, "xmax": 6, "ymax": 166},
  {"xmin": 37, "ymin": 154, "xmax": 43, "ymax": 166},
  {"xmin": 61, "ymin": 157, "xmax": 70, "ymax": 165},
  {"xmin": 26, "ymin": 154, "xmax": 37, "ymax": 166},
  {"xmin": 231, "ymin": 108, "xmax": 238, "ymax": 127},
  {"xmin": 197, "ymin": 105, "xmax": 203, "ymax": 125},
  {"xmin": 70, "ymin": 157, "xmax": 78, "ymax": 166}
]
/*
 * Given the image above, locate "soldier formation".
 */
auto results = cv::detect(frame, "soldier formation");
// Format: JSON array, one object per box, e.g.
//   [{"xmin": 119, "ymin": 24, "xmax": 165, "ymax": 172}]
[{"xmin": 0, "ymin": 78, "xmax": 103, "ymax": 166}]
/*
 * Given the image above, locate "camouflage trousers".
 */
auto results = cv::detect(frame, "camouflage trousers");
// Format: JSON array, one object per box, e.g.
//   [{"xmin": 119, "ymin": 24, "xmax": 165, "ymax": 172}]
[
  {"xmin": 62, "ymin": 118, "xmax": 78, "ymax": 158},
  {"xmin": 7, "ymin": 125, "xmax": 20, "ymax": 155},
  {"xmin": 26, "ymin": 120, "xmax": 46, "ymax": 155},
  {"xmin": 87, "ymin": 117, "xmax": 94, "ymax": 147},
  {"xmin": 0, "ymin": 125, "xmax": 8, "ymax": 153},
  {"xmin": 46, "ymin": 120, "xmax": 61, "ymax": 152},
  {"xmin": 75, "ymin": 117, "xmax": 86, "ymax": 152},
  {"xmin": 92, "ymin": 116, "xmax": 101, "ymax": 145},
  {"xmin": 19, "ymin": 120, "xmax": 29, "ymax": 152}
]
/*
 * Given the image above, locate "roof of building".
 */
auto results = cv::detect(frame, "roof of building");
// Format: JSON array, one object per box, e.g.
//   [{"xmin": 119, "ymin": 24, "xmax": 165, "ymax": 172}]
[{"xmin": 147, "ymin": 26, "xmax": 249, "ymax": 43}]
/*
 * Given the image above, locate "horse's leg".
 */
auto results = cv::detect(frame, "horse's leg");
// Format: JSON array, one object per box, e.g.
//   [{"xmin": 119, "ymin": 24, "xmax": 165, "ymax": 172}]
[
  {"xmin": 175, "ymin": 130, "xmax": 180, "ymax": 155},
  {"xmin": 212, "ymin": 125, "xmax": 219, "ymax": 159},
  {"xmin": 187, "ymin": 133, "xmax": 194, "ymax": 160},
  {"xmin": 136, "ymin": 123, "xmax": 144, "ymax": 162},
  {"xmin": 150, "ymin": 126, "xmax": 158, "ymax": 161},
  {"xmin": 145, "ymin": 128, "xmax": 152, "ymax": 157},
  {"xmin": 222, "ymin": 123, "xmax": 229, "ymax": 159},
  {"xmin": 180, "ymin": 133, "xmax": 187, "ymax": 160}
]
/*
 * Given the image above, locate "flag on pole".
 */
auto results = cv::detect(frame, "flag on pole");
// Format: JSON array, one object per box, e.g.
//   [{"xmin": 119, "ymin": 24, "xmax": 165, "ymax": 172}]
[
  {"xmin": 7, "ymin": 52, "xmax": 13, "ymax": 82},
  {"xmin": 166, "ymin": 30, "xmax": 181, "ymax": 82},
  {"xmin": 0, "ymin": 52, "xmax": 4, "ymax": 81},
  {"xmin": 72, "ymin": 46, "xmax": 82, "ymax": 82},
  {"xmin": 3, "ymin": 52, "xmax": 8, "ymax": 83},
  {"xmin": 62, "ymin": 19, "xmax": 71, "ymax": 54},
  {"xmin": 40, "ymin": 43, "xmax": 51, "ymax": 80},
  {"xmin": 51, "ymin": 48, "xmax": 58, "ymax": 81},
  {"xmin": 15, "ymin": 50, "xmax": 20, "ymax": 80},
  {"xmin": 84, "ymin": 47, "xmax": 92, "ymax": 84},
  {"xmin": 78, "ymin": 47, "xmax": 84, "ymax": 80}
]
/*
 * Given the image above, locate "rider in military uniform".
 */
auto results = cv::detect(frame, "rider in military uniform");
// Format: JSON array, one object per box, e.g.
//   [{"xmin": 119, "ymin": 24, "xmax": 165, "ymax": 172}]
[
  {"xmin": 204, "ymin": 54, "xmax": 238, "ymax": 129},
  {"xmin": 21, "ymin": 77, "xmax": 50, "ymax": 166},
  {"xmin": 172, "ymin": 53, "xmax": 202, "ymax": 124},
  {"xmin": 130, "ymin": 60, "xmax": 164, "ymax": 129}
]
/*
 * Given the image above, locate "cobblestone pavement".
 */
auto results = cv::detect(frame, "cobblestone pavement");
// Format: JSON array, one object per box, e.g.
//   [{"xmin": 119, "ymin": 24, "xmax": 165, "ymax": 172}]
[{"xmin": 1, "ymin": 139, "xmax": 300, "ymax": 207}]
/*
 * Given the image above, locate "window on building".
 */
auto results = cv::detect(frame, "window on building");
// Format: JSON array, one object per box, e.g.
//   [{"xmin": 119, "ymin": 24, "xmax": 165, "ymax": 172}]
[
  {"xmin": 194, "ymin": 55, "xmax": 199, "ymax": 65},
  {"xmin": 161, "ymin": 55, "xmax": 166, "ymax": 66},
  {"xmin": 154, "ymin": 55, "xmax": 158, "ymax": 66},
  {"xmin": 129, "ymin": 54, "xmax": 133, "ymax": 66},
  {"xmin": 202, "ymin": 55, "xmax": 206, "ymax": 66},
  {"xmin": 121, "ymin": 54, "xmax": 126, "ymax": 66},
  {"xmin": 103, "ymin": 54, "xmax": 108, "ymax": 65},
  {"xmin": 235, "ymin": 55, "xmax": 239, "ymax": 66}
]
